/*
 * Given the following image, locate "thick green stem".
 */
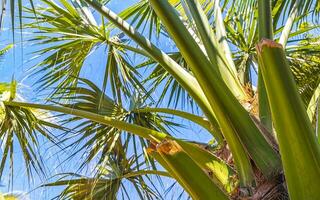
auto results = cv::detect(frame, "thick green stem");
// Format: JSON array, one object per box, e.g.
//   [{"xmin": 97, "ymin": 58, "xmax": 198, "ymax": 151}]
[
  {"xmin": 257, "ymin": 39, "xmax": 320, "ymax": 199},
  {"xmin": 258, "ymin": 73, "xmax": 273, "ymax": 131},
  {"xmin": 153, "ymin": 140, "xmax": 229, "ymax": 199},
  {"xmin": 175, "ymin": 140, "xmax": 237, "ymax": 193},
  {"xmin": 258, "ymin": 0, "xmax": 273, "ymax": 132},
  {"xmin": 258, "ymin": 0, "xmax": 273, "ymax": 40}
]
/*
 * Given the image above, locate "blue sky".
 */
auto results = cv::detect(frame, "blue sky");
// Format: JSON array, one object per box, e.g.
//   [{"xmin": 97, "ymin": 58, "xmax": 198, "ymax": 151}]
[{"xmin": 0, "ymin": 0, "xmax": 212, "ymax": 199}]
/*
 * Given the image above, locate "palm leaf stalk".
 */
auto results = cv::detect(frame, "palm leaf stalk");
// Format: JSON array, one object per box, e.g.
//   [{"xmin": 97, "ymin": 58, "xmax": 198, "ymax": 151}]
[
  {"xmin": 4, "ymin": 100, "xmax": 237, "ymax": 197},
  {"xmin": 135, "ymin": 107, "xmax": 220, "ymax": 136},
  {"xmin": 5, "ymin": 101, "xmax": 168, "ymax": 143},
  {"xmin": 279, "ymin": 0, "xmax": 300, "ymax": 46},
  {"xmin": 183, "ymin": 0, "xmax": 246, "ymax": 100},
  {"xmin": 257, "ymin": 0, "xmax": 273, "ymax": 131},
  {"xmin": 257, "ymin": 39, "xmax": 320, "ymax": 199},
  {"xmin": 0, "ymin": 83, "xmax": 63, "ymax": 180},
  {"xmin": 148, "ymin": 140, "xmax": 228, "ymax": 200}
]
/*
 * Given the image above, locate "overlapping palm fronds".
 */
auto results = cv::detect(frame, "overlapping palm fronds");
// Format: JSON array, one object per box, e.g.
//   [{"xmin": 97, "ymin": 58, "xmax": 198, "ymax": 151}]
[
  {"xmin": 49, "ymin": 78, "xmax": 179, "ymax": 173},
  {"xmin": 44, "ymin": 153, "xmax": 169, "ymax": 200},
  {"xmin": 25, "ymin": 0, "xmax": 144, "ymax": 100},
  {"xmin": 289, "ymin": 45, "xmax": 320, "ymax": 105},
  {"xmin": 0, "ymin": 81, "xmax": 62, "ymax": 180},
  {"xmin": 0, "ymin": 0, "xmax": 319, "ymax": 199},
  {"xmin": 138, "ymin": 52, "xmax": 195, "ymax": 109},
  {"xmin": 24, "ymin": 0, "xmax": 105, "ymax": 95}
]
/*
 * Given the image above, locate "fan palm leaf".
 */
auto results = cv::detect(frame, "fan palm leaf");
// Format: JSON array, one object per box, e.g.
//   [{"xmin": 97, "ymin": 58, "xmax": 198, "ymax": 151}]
[
  {"xmin": 25, "ymin": 0, "xmax": 144, "ymax": 100},
  {"xmin": 0, "ymin": 81, "xmax": 62, "ymax": 180}
]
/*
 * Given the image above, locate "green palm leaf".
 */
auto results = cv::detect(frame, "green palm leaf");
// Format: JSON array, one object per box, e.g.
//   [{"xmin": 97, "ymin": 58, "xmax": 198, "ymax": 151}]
[
  {"xmin": 44, "ymin": 154, "xmax": 169, "ymax": 200},
  {"xmin": 25, "ymin": 0, "xmax": 144, "ymax": 99},
  {"xmin": 0, "ymin": 81, "xmax": 62, "ymax": 179}
]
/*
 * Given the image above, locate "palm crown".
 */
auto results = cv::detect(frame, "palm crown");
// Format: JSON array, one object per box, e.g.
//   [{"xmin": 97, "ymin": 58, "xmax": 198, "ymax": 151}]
[{"xmin": 0, "ymin": 0, "xmax": 320, "ymax": 199}]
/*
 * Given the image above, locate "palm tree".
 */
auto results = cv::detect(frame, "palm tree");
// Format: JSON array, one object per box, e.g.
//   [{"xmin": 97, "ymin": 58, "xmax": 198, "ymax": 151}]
[{"xmin": 0, "ymin": 0, "xmax": 320, "ymax": 199}]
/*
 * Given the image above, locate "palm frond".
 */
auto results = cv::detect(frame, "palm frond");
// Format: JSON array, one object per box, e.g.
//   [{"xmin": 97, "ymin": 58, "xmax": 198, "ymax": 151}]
[
  {"xmin": 0, "ymin": 81, "xmax": 62, "ymax": 180},
  {"xmin": 139, "ymin": 52, "xmax": 197, "ymax": 110},
  {"xmin": 286, "ymin": 35, "xmax": 320, "ymax": 105},
  {"xmin": 25, "ymin": 0, "xmax": 105, "ymax": 96},
  {"xmin": 50, "ymin": 78, "xmax": 178, "ymax": 172},
  {"xmin": 25, "ymin": 0, "xmax": 144, "ymax": 100},
  {"xmin": 44, "ymin": 153, "xmax": 168, "ymax": 200}
]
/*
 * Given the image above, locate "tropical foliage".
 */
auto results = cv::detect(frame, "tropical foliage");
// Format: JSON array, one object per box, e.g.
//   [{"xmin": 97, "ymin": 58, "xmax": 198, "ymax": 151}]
[{"xmin": 0, "ymin": 0, "xmax": 320, "ymax": 199}]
